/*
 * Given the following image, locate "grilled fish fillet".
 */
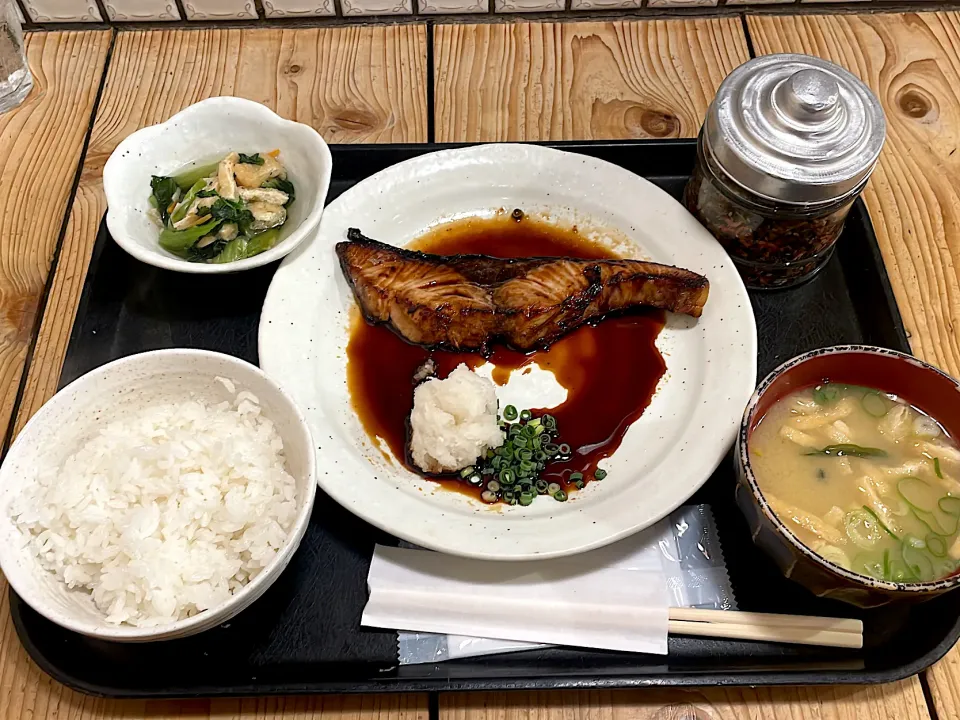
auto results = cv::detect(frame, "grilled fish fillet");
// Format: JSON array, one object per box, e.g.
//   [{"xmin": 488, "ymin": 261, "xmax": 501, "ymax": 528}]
[{"xmin": 336, "ymin": 228, "xmax": 709, "ymax": 351}]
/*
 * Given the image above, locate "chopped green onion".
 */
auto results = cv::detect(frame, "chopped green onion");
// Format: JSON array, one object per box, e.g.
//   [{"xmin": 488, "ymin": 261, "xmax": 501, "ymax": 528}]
[
  {"xmin": 536, "ymin": 479, "xmax": 549, "ymax": 494},
  {"xmin": 573, "ymin": 479, "xmax": 585, "ymax": 490},
  {"xmin": 595, "ymin": 469, "xmax": 607, "ymax": 481},
  {"xmin": 481, "ymin": 490, "xmax": 497, "ymax": 504},
  {"xmin": 570, "ymin": 472, "xmax": 583, "ymax": 482},
  {"xmin": 520, "ymin": 409, "xmax": 533, "ymax": 422},
  {"xmin": 861, "ymin": 391, "xmax": 888, "ymax": 418},
  {"xmin": 553, "ymin": 490, "xmax": 568, "ymax": 502},
  {"xmin": 519, "ymin": 492, "xmax": 535, "ymax": 506},
  {"xmin": 460, "ymin": 466, "xmax": 476, "ymax": 479},
  {"xmin": 862, "ymin": 505, "xmax": 899, "ymax": 540},
  {"xmin": 503, "ymin": 405, "xmax": 518, "ymax": 421},
  {"xmin": 559, "ymin": 443, "xmax": 572, "ymax": 455},
  {"xmin": 487, "ymin": 480, "xmax": 501, "ymax": 493},
  {"xmin": 499, "ymin": 469, "xmax": 516, "ymax": 486},
  {"xmin": 542, "ymin": 415, "xmax": 556, "ymax": 430},
  {"xmin": 467, "ymin": 474, "xmax": 482, "ymax": 486},
  {"xmin": 547, "ymin": 482, "xmax": 561, "ymax": 495}
]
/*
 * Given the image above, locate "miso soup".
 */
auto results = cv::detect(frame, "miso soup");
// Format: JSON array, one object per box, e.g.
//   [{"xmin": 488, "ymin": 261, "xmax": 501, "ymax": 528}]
[{"xmin": 750, "ymin": 383, "xmax": 960, "ymax": 583}]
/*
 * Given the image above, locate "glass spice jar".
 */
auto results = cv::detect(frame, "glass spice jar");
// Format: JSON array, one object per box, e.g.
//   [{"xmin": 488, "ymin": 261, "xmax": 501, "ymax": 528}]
[{"xmin": 684, "ymin": 54, "xmax": 886, "ymax": 290}]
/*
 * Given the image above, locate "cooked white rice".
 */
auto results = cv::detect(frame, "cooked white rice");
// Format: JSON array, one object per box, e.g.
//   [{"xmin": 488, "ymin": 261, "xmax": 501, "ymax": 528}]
[
  {"xmin": 409, "ymin": 363, "xmax": 503, "ymax": 474},
  {"xmin": 10, "ymin": 384, "xmax": 298, "ymax": 627}
]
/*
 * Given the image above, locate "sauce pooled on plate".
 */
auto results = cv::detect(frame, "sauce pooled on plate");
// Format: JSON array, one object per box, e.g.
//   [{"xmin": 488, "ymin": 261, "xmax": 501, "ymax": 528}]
[{"xmin": 346, "ymin": 211, "xmax": 667, "ymax": 500}]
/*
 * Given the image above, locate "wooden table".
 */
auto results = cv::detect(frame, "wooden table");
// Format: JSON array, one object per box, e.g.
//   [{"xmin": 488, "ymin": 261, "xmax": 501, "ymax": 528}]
[{"xmin": 0, "ymin": 12, "xmax": 958, "ymax": 720}]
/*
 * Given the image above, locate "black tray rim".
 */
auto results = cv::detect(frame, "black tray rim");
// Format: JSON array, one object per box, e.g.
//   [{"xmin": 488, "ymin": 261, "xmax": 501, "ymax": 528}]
[{"xmin": 11, "ymin": 138, "xmax": 949, "ymax": 698}]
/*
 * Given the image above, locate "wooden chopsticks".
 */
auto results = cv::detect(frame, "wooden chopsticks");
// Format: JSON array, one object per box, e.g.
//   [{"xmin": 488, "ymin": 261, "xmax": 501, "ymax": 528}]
[{"xmin": 668, "ymin": 608, "xmax": 863, "ymax": 649}]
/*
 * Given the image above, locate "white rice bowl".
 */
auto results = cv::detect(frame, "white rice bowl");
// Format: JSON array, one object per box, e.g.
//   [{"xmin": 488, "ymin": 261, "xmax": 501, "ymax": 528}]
[{"xmin": 0, "ymin": 350, "xmax": 316, "ymax": 642}]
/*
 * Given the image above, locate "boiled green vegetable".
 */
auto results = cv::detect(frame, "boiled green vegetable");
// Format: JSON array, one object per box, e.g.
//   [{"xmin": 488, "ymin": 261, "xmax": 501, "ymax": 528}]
[
  {"xmin": 158, "ymin": 219, "xmax": 221, "ymax": 256},
  {"xmin": 150, "ymin": 176, "xmax": 179, "ymax": 225},
  {"xmin": 806, "ymin": 444, "xmax": 888, "ymax": 458},
  {"xmin": 172, "ymin": 161, "xmax": 219, "ymax": 190}
]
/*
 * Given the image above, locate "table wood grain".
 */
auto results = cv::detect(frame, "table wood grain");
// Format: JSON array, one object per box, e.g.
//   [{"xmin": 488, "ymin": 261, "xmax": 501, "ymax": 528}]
[
  {"xmin": 0, "ymin": 30, "xmax": 111, "ymax": 460},
  {"xmin": 746, "ymin": 12, "xmax": 960, "ymax": 719},
  {"xmin": 11, "ymin": 25, "xmax": 428, "ymax": 441},
  {"xmin": 440, "ymin": 685, "xmax": 931, "ymax": 720},
  {"xmin": 433, "ymin": 19, "xmax": 750, "ymax": 142},
  {"xmin": 0, "ymin": 13, "xmax": 955, "ymax": 720},
  {"xmin": 0, "ymin": 25, "xmax": 428, "ymax": 720}
]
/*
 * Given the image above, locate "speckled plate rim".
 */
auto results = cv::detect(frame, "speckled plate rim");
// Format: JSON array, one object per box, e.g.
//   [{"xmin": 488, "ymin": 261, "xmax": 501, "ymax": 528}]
[
  {"xmin": 259, "ymin": 143, "xmax": 757, "ymax": 561},
  {"xmin": 739, "ymin": 344, "xmax": 960, "ymax": 594}
]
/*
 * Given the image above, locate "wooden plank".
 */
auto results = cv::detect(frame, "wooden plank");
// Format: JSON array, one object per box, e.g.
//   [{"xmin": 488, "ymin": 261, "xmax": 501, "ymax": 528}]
[
  {"xmin": 440, "ymin": 684, "xmax": 931, "ymax": 720},
  {"xmin": 0, "ymin": 30, "xmax": 111, "ymax": 451},
  {"xmin": 0, "ymin": 693, "xmax": 429, "ymax": 720},
  {"xmin": 1, "ymin": 25, "xmax": 428, "ymax": 720},
  {"xmin": 746, "ymin": 11, "xmax": 960, "ymax": 714},
  {"xmin": 433, "ymin": 19, "xmax": 750, "ymax": 142},
  {"xmin": 12, "ymin": 24, "xmax": 428, "ymax": 441},
  {"xmin": 748, "ymin": 12, "xmax": 960, "ymax": 376}
]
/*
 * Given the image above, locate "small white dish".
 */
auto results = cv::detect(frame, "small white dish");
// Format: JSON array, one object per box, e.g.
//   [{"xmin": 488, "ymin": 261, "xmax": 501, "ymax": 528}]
[
  {"xmin": 103, "ymin": 97, "xmax": 332, "ymax": 274},
  {"xmin": 259, "ymin": 143, "xmax": 757, "ymax": 561},
  {"xmin": 0, "ymin": 349, "xmax": 317, "ymax": 642}
]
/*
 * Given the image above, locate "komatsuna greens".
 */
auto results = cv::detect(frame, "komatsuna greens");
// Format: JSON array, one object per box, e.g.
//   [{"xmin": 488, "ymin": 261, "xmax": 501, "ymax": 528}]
[{"xmin": 149, "ymin": 150, "xmax": 295, "ymax": 264}]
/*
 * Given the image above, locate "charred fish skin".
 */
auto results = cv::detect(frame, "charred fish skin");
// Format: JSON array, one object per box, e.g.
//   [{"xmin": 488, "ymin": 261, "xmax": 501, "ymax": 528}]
[{"xmin": 336, "ymin": 228, "xmax": 709, "ymax": 352}]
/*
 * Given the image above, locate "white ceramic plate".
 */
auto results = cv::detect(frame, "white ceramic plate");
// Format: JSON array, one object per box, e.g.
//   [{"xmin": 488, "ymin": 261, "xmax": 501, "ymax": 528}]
[{"xmin": 259, "ymin": 144, "xmax": 756, "ymax": 561}]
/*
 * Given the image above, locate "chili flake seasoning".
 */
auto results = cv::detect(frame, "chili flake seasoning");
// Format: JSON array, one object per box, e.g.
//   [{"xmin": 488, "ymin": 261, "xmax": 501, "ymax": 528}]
[{"xmin": 684, "ymin": 55, "xmax": 886, "ymax": 289}]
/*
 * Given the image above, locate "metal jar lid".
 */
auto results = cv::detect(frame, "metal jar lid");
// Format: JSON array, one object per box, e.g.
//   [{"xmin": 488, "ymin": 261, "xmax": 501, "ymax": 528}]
[{"xmin": 704, "ymin": 53, "xmax": 886, "ymax": 206}]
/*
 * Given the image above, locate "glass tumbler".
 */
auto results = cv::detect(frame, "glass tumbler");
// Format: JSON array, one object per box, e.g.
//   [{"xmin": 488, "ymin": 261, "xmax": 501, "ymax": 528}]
[{"xmin": 0, "ymin": 0, "xmax": 32, "ymax": 114}]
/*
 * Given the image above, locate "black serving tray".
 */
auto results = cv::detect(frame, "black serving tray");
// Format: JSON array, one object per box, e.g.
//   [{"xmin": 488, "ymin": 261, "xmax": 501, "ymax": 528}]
[{"xmin": 11, "ymin": 140, "xmax": 959, "ymax": 697}]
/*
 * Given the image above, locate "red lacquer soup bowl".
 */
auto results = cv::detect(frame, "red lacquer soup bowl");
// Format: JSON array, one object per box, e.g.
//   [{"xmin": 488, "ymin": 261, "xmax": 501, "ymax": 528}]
[{"xmin": 735, "ymin": 345, "xmax": 960, "ymax": 607}]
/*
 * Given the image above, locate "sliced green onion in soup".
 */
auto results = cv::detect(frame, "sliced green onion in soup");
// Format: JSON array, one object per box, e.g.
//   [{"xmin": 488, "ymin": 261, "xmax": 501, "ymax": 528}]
[
  {"xmin": 861, "ymin": 391, "xmax": 888, "ymax": 417},
  {"xmin": 816, "ymin": 544, "xmax": 852, "ymax": 570},
  {"xmin": 852, "ymin": 552, "xmax": 884, "ymax": 580},
  {"xmin": 902, "ymin": 542, "xmax": 935, "ymax": 581},
  {"xmin": 898, "ymin": 477, "xmax": 957, "ymax": 535},
  {"xmin": 862, "ymin": 505, "xmax": 899, "ymax": 539},
  {"xmin": 927, "ymin": 534, "xmax": 948, "ymax": 558},
  {"xmin": 844, "ymin": 509, "xmax": 884, "ymax": 549},
  {"xmin": 939, "ymin": 496, "xmax": 960, "ymax": 517}
]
